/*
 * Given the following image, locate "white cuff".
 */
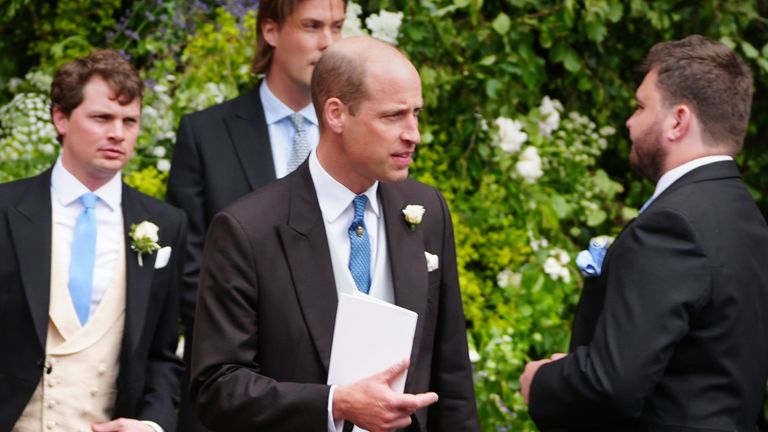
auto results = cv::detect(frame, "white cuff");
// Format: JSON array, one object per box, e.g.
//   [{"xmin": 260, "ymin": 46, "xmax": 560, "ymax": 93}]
[
  {"xmin": 328, "ymin": 384, "xmax": 344, "ymax": 432},
  {"xmin": 141, "ymin": 420, "xmax": 164, "ymax": 432}
]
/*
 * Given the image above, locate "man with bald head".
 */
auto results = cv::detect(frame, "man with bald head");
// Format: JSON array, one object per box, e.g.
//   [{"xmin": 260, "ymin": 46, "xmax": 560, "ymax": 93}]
[{"xmin": 190, "ymin": 36, "xmax": 479, "ymax": 431}]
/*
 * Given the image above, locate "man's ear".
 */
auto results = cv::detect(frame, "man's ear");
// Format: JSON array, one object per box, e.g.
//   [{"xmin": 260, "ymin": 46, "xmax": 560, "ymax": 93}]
[
  {"xmin": 262, "ymin": 19, "xmax": 279, "ymax": 47},
  {"xmin": 51, "ymin": 106, "xmax": 69, "ymax": 139},
  {"xmin": 667, "ymin": 104, "xmax": 692, "ymax": 142},
  {"xmin": 324, "ymin": 98, "xmax": 346, "ymax": 133}
]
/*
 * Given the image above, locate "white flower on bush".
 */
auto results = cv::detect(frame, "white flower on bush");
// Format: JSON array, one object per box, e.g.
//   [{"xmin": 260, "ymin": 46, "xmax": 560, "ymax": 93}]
[
  {"xmin": 0, "ymin": 92, "xmax": 58, "ymax": 164},
  {"xmin": 543, "ymin": 248, "xmax": 571, "ymax": 283},
  {"xmin": 515, "ymin": 146, "xmax": 543, "ymax": 183},
  {"xmin": 494, "ymin": 117, "xmax": 527, "ymax": 153},
  {"xmin": 496, "ymin": 268, "xmax": 521, "ymax": 288},
  {"xmin": 468, "ymin": 349, "xmax": 481, "ymax": 363},
  {"xmin": 151, "ymin": 146, "xmax": 167, "ymax": 158},
  {"xmin": 538, "ymin": 96, "xmax": 563, "ymax": 137},
  {"xmin": 365, "ymin": 10, "xmax": 403, "ymax": 45},
  {"xmin": 342, "ymin": 2, "xmax": 366, "ymax": 37},
  {"xmin": 156, "ymin": 159, "xmax": 171, "ymax": 172}
]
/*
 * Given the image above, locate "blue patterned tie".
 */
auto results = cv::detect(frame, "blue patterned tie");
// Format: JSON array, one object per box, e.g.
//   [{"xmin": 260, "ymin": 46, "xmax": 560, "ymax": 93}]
[
  {"xmin": 287, "ymin": 113, "xmax": 311, "ymax": 173},
  {"xmin": 69, "ymin": 192, "xmax": 98, "ymax": 325},
  {"xmin": 348, "ymin": 195, "xmax": 371, "ymax": 294}
]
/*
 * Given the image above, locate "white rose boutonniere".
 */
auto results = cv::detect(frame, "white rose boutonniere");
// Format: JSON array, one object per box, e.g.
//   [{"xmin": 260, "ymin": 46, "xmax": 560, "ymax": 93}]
[
  {"xmin": 130, "ymin": 221, "xmax": 161, "ymax": 267},
  {"xmin": 402, "ymin": 204, "xmax": 425, "ymax": 231}
]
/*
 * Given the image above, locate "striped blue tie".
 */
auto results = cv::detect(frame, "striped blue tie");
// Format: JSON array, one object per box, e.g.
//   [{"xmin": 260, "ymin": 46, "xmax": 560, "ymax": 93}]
[
  {"xmin": 348, "ymin": 195, "xmax": 371, "ymax": 294},
  {"xmin": 69, "ymin": 192, "xmax": 98, "ymax": 325}
]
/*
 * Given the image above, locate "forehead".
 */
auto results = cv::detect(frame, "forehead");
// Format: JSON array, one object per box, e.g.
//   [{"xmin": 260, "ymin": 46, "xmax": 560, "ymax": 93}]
[
  {"xmin": 636, "ymin": 69, "xmax": 660, "ymax": 100},
  {"xmin": 289, "ymin": 0, "xmax": 345, "ymax": 20},
  {"xmin": 78, "ymin": 76, "xmax": 140, "ymax": 112},
  {"xmin": 361, "ymin": 61, "xmax": 422, "ymax": 108}
]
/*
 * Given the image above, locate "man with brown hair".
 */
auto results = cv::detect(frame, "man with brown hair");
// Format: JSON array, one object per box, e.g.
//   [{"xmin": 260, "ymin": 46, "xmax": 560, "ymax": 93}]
[
  {"xmin": 190, "ymin": 35, "xmax": 479, "ymax": 431},
  {"xmin": 520, "ymin": 35, "xmax": 768, "ymax": 431},
  {"xmin": 0, "ymin": 50, "xmax": 186, "ymax": 432},
  {"xmin": 166, "ymin": 2, "xmax": 345, "ymax": 428}
]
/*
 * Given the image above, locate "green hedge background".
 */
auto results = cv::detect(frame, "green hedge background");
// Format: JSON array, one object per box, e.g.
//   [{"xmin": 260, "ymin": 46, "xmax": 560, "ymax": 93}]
[{"xmin": 2, "ymin": 0, "xmax": 767, "ymax": 430}]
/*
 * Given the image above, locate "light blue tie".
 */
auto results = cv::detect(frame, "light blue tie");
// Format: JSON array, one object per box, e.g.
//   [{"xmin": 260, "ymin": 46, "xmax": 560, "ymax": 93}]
[
  {"xmin": 69, "ymin": 192, "xmax": 98, "ymax": 325},
  {"xmin": 287, "ymin": 113, "xmax": 311, "ymax": 173},
  {"xmin": 348, "ymin": 195, "xmax": 371, "ymax": 294}
]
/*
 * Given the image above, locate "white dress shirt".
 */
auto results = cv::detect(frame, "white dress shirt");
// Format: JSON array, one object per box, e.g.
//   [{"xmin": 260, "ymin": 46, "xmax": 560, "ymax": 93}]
[
  {"xmin": 260, "ymin": 80, "xmax": 319, "ymax": 178},
  {"xmin": 50, "ymin": 158, "xmax": 164, "ymax": 432},
  {"xmin": 309, "ymin": 151, "xmax": 395, "ymax": 432},
  {"xmin": 51, "ymin": 157, "xmax": 123, "ymax": 321}
]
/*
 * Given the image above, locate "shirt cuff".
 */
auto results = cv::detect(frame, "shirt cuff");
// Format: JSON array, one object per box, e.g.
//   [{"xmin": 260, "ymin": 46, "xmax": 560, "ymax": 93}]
[
  {"xmin": 142, "ymin": 420, "xmax": 164, "ymax": 432},
  {"xmin": 328, "ymin": 384, "xmax": 344, "ymax": 432}
]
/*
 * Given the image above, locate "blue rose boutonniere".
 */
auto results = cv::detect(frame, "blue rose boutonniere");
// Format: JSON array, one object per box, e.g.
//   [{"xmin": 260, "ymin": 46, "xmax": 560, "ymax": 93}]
[{"xmin": 575, "ymin": 235, "xmax": 614, "ymax": 277}]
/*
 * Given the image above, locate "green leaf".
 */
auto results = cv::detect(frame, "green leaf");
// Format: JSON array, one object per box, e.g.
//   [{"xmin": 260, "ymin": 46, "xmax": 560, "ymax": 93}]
[
  {"xmin": 492, "ymin": 12, "xmax": 511, "ymax": 35},
  {"xmin": 485, "ymin": 78, "xmax": 503, "ymax": 99},
  {"xmin": 586, "ymin": 208, "xmax": 607, "ymax": 227},
  {"xmin": 741, "ymin": 40, "xmax": 759, "ymax": 59}
]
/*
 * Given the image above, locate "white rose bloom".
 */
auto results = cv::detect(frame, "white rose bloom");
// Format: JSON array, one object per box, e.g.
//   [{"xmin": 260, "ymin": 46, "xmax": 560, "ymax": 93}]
[
  {"xmin": 402, "ymin": 204, "xmax": 425, "ymax": 224},
  {"xmin": 157, "ymin": 159, "xmax": 171, "ymax": 172},
  {"xmin": 366, "ymin": 10, "xmax": 403, "ymax": 45},
  {"xmin": 515, "ymin": 146, "xmax": 543, "ymax": 183},
  {"xmin": 494, "ymin": 117, "xmax": 527, "ymax": 153},
  {"xmin": 152, "ymin": 146, "xmax": 167, "ymax": 158},
  {"xmin": 134, "ymin": 221, "xmax": 160, "ymax": 242}
]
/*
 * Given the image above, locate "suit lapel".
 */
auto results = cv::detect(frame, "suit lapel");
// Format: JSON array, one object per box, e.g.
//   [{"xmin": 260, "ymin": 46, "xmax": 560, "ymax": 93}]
[
  {"xmin": 223, "ymin": 86, "xmax": 276, "ymax": 191},
  {"xmin": 379, "ymin": 184, "xmax": 429, "ymax": 363},
  {"xmin": 278, "ymin": 164, "xmax": 338, "ymax": 372},
  {"xmin": 121, "ymin": 185, "xmax": 156, "ymax": 353},
  {"xmin": 9, "ymin": 171, "xmax": 53, "ymax": 348}
]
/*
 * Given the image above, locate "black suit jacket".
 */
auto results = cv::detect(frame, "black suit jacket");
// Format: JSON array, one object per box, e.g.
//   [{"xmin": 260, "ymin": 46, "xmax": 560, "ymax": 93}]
[
  {"xmin": 530, "ymin": 161, "xmax": 768, "ymax": 431},
  {"xmin": 0, "ymin": 170, "xmax": 187, "ymax": 431},
  {"xmin": 167, "ymin": 86, "xmax": 274, "ymax": 330},
  {"xmin": 190, "ymin": 162, "xmax": 479, "ymax": 431}
]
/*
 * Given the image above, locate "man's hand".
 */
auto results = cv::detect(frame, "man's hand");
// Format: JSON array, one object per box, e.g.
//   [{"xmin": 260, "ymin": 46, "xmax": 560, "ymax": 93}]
[
  {"xmin": 92, "ymin": 418, "xmax": 155, "ymax": 432},
  {"xmin": 333, "ymin": 359, "xmax": 439, "ymax": 432},
  {"xmin": 519, "ymin": 353, "xmax": 566, "ymax": 405}
]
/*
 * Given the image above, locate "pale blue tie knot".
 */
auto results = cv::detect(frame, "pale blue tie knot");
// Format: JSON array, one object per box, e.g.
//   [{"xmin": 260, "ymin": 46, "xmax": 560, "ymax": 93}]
[
  {"xmin": 348, "ymin": 195, "xmax": 371, "ymax": 294},
  {"xmin": 69, "ymin": 192, "xmax": 98, "ymax": 325}
]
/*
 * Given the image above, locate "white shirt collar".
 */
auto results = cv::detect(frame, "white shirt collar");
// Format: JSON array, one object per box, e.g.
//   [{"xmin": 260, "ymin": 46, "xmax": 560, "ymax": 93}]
[
  {"xmin": 648, "ymin": 155, "xmax": 732, "ymax": 203},
  {"xmin": 259, "ymin": 80, "xmax": 318, "ymax": 126},
  {"xmin": 51, "ymin": 156, "xmax": 122, "ymax": 211},
  {"xmin": 308, "ymin": 150, "xmax": 380, "ymax": 224}
]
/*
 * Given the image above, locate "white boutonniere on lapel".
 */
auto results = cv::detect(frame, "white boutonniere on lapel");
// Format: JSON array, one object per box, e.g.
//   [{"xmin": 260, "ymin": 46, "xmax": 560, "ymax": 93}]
[
  {"xmin": 402, "ymin": 204, "xmax": 425, "ymax": 231},
  {"xmin": 575, "ymin": 235, "xmax": 614, "ymax": 277},
  {"xmin": 130, "ymin": 221, "xmax": 161, "ymax": 267}
]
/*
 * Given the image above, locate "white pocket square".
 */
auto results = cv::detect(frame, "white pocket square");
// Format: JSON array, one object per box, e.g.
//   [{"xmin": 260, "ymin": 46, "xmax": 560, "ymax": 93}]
[
  {"xmin": 424, "ymin": 251, "xmax": 439, "ymax": 272},
  {"xmin": 154, "ymin": 246, "xmax": 172, "ymax": 269}
]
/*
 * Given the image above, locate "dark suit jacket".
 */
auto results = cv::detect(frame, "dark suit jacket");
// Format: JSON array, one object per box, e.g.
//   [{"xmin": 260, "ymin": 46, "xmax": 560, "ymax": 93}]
[
  {"xmin": 167, "ymin": 86, "xmax": 274, "ymax": 331},
  {"xmin": 530, "ymin": 161, "xmax": 768, "ymax": 431},
  {"xmin": 0, "ymin": 169, "xmax": 187, "ymax": 431},
  {"xmin": 190, "ymin": 162, "xmax": 479, "ymax": 431}
]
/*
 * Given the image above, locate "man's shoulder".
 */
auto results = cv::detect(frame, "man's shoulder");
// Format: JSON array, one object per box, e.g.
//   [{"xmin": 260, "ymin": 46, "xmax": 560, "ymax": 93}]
[
  {"xmin": 181, "ymin": 86, "xmax": 262, "ymax": 124},
  {"xmin": 0, "ymin": 170, "xmax": 50, "ymax": 209},
  {"xmin": 123, "ymin": 184, "xmax": 186, "ymax": 224}
]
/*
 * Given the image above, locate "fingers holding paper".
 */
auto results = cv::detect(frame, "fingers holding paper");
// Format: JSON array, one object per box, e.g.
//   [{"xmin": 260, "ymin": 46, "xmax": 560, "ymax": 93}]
[{"xmin": 332, "ymin": 359, "xmax": 439, "ymax": 431}]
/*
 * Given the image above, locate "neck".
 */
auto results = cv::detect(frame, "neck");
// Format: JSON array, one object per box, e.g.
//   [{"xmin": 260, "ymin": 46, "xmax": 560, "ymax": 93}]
[
  {"xmin": 265, "ymin": 73, "xmax": 311, "ymax": 112},
  {"xmin": 316, "ymin": 141, "xmax": 373, "ymax": 195}
]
